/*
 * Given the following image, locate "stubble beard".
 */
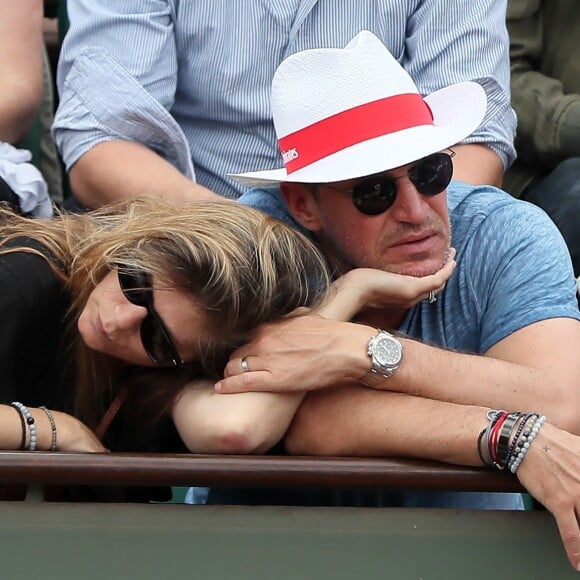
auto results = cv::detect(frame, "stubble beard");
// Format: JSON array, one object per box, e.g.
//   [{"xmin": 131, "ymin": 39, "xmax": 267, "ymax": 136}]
[{"xmin": 318, "ymin": 218, "xmax": 452, "ymax": 278}]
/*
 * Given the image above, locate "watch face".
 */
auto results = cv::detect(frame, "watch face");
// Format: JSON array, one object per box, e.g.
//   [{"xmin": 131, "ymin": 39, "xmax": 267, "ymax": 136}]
[{"xmin": 375, "ymin": 336, "xmax": 402, "ymax": 367}]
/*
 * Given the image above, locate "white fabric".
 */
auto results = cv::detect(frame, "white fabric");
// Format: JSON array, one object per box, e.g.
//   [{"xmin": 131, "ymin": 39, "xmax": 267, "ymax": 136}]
[
  {"xmin": 0, "ymin": 142, "xmax": 53, "ymax": 217},
  {"xmin": 230, "ymin": 31, "xmax": 487, "ymax": 185}
]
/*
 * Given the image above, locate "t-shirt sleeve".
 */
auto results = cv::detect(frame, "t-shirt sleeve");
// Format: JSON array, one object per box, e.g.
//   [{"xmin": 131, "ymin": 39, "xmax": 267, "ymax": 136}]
[
  {"xmin": 237, "ymin": 187, "xmax": 314, "ymax": 240},
  {"xmin": 463, "ymin": 201, "xmax": 580, "ymax": 352}
]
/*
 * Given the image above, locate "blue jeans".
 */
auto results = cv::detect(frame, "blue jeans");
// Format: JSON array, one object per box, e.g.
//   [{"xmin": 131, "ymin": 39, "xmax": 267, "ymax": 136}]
[
  {"xmin": 522, "ymin": 157, "xmax": 580, "ymax": 277},
  {"xmin": 205, "ymin": 487, "xmax": 524, "ymax": 510}
]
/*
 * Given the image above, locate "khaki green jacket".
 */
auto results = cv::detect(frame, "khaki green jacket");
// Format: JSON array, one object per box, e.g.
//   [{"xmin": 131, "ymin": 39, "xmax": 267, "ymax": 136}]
[{"xmin": 505, "ymin": 0, "xmax": 580, "ymax": 195}]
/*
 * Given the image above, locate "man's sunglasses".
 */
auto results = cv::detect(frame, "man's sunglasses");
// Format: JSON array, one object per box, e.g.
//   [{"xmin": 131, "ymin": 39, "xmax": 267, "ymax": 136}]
[
  {"xmin": 320, "ymin": 151, "xmax": 455, "ymax": 216},
  {"xmin": 117, "ymin": 266, "xmax": 184, "ymax": 368}
]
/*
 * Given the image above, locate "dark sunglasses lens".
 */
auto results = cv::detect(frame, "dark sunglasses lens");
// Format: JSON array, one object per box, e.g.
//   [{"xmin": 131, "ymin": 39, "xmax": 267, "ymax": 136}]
[
  {"xmin": 353, "ymin": 179, "xmax": 397, "ymax": 216},
  {"xmin": 140, "ymin": 315, "xmax": 167, "ymax": 365},
  {"xmin": 410, "ymin": 153, "xmax": 453, "ymax": 196},
  {"xmin": 118, "ymin": 269, "xmax": 150, "ymax": 307},
  {"xmin": 140, "ymin": 314, "xmax": 180, "ymax": 367}
]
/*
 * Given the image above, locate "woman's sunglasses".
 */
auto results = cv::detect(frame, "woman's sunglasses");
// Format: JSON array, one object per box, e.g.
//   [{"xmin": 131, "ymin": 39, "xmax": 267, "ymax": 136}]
[
  {"xmin": 320, "ymin": 151, "xmax": 455, "ymax": 216},
  {"xmin": 116, "ymin": 266, "xmax": 184, "ymax": 368}
]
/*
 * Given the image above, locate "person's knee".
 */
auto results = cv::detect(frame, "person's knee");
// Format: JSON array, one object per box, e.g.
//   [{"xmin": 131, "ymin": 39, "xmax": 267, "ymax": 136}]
[
  {"xmin": 524, "ymin": 157, "xmax": 580, "ymax": 206},
  {"xmin": 550, "ymin": 157, "xmax": 580, "ymax": 182}
]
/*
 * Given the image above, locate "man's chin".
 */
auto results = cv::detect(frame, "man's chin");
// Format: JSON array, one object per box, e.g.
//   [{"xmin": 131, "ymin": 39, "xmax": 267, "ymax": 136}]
[{"xmin": 387, "ymin": 258, "xmax": 447, "ymax": 278}]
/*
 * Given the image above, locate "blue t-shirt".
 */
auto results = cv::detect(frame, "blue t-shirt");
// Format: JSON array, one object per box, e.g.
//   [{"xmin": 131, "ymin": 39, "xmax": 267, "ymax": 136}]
[
  {"xmin": 239, "ymin": 180, "xmax": 580, "ymax": 351},
  {"xmin": 229, "ymin": 181, "xmax": 578, "ymax": 510}
]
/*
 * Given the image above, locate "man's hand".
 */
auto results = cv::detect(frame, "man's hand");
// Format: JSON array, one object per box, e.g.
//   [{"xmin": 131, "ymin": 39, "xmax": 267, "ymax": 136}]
[
  {"xmin": 216, "ymin": 314, "xmax": 374, "ymax": 394},
  {"xmin": 517, "ymin": 424, "xmax": 580, "ymax": 571}
]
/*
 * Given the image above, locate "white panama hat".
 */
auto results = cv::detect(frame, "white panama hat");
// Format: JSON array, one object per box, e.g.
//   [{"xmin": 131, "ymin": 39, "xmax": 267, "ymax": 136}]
[{"xmin": 229, "ymin": 30, "xmax": 487, "ymax": 186}]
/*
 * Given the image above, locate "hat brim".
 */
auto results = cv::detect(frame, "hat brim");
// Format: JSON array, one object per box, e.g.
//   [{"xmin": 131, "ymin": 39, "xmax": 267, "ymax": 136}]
[{"xmin": 229, "ymin": 81, "xmax": 486, "ymax": 186}]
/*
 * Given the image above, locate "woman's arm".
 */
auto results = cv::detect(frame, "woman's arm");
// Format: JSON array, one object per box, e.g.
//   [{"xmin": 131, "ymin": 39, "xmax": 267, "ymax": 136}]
[
  {"xmin": 0, "ymin": 404, "xmax": 106, "ymax": 452},
  {"xmin": 172, "ymin": 380, "xmax": 304, "ymax": 454},
  {"xmin": 317, "ymin": 250, "xmax": 456, "ymax": 321}
]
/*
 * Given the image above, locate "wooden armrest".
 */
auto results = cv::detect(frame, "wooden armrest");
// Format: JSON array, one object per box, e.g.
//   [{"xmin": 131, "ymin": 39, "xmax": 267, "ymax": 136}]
[{"xmin": 0, "ymin": 452, "xmax": 522, "ymax": 492}]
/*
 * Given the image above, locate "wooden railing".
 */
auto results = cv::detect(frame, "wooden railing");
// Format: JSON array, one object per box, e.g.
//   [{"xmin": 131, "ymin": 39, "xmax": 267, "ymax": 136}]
[{"xmin": 0, "ymin": 452, "xmax": 522, "ymax": 495}]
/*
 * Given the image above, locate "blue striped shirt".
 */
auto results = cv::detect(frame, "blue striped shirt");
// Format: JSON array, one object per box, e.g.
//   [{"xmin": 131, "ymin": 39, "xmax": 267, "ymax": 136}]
[{"xmin": 53, "ymin": 0, "xmax": 515, "ymax": 199}]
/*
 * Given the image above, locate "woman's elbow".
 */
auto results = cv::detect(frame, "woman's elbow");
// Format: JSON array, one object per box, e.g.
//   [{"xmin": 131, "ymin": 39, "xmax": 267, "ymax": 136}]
[
  {"xmin": 212, "ymin": 423, "xmax": 267, "ymax": 454},
  {"xmin": 183, "ymin": 420, "xmax": 276, "ymax": 455}
]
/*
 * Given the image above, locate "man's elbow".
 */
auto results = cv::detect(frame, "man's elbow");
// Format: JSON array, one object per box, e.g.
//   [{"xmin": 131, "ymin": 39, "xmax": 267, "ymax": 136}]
[{"xmin": 69, "ymin": 161, "xmax": 102, "ymax": 209}]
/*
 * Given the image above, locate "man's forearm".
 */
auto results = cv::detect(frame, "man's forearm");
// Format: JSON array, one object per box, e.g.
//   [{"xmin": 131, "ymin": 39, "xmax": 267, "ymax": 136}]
[
  {"xmin": 383, "ymin": 322, "xmax": 580, "ymax": 433},
  {"xmin": 451, "ymin": 143, "xmax": 504, "ymax": 187},
  {"xmin": 0, "ymin": 94, "xmax": 41, "ymax": 144},
  {"xmin": 70, "ymin": 141, "xmax": 222, "ymax": 208},
  {"xmin": 0, "ymin": 0, "xmax": 43, "ymax": 143},
  {"xmin": 386, "ymin": 340, "xmax": 553, "ymax": 421},
  {"xmin": 217, "ymin": 315, "xmax": 580, "ymax": 432},
  {"xmin": 285, "ymin": 385, "xmax": 487, "ymax": 466}
]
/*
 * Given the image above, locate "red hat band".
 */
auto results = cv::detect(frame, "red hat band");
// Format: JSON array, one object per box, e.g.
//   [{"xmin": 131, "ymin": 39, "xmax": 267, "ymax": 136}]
[{"xmin": 278, "ymin": 93, "xmax": 434, "ymax": 175}]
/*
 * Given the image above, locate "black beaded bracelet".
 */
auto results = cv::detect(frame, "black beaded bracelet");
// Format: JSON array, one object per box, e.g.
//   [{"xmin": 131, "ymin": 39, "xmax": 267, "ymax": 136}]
[
  {"xmin": 504, "ymin": 413, "xmax": 535, "ymax": 468},
  {"xmin": 12, "ymin": 402, "xmax": 37, "ymax": 451}
]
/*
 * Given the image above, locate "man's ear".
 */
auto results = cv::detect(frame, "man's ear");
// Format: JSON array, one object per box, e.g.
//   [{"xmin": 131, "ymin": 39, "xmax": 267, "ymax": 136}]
[{"xmin": 280, "ymin": 183, "xmax": 322, "ymax": 232}]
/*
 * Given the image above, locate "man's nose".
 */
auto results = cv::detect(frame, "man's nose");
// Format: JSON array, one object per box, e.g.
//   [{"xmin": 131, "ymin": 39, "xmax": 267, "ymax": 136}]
[{"xmin": 388, "ymin": 177, "xmax": 431, "ymax": 224}]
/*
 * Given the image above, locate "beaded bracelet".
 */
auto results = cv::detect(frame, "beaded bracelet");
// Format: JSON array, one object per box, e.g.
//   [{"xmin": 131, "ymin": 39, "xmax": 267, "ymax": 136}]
[
  {"xmin": 11, "ymin": 402, "xmax": 36, "ymax": 451},
  {"xmin": 509, "ymin": 415, "xmax": 546, "ymax": 474},
  {"xmin": 9, "ymin": 402, "xmax": 27, "ymax": 450},
  {"xmin": 40, "ymin": 406, "xmax": 57, "ymax": 452},
  {"xmin": 503, "ymin": 413, "xmax": 536, "ymax": 468}
]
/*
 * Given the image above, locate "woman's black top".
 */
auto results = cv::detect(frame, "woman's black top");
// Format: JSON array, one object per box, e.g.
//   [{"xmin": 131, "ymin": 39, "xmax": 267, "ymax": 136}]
[
  {"xmin": 0, "ymin": 240, "xmax": 72, "ymax": 410},
  {"xmin": 0, "ymin": 240, "xmax": 183, "ymax": 501}
]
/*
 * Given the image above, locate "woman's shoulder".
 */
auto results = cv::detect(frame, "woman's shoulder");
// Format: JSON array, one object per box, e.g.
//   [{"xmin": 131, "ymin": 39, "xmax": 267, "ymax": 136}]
[{"xmin": 0, "ymin": 237, "xmax": 65, "ymax": 305}]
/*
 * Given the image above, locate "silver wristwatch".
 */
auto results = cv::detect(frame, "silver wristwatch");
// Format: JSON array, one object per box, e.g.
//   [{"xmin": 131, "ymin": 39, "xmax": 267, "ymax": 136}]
[{"xmin": 362, "ymin": 329, "xmax": 403, "ymax": 387}]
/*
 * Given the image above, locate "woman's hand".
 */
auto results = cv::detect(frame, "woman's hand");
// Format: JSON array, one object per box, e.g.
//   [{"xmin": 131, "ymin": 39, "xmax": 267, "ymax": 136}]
[
  {"xmin": 516, "ymin": 423, "xmax": 580, "ymax": 571},
  {"xmin": 52, "ymin": 411, "xmax": 108, "ymax": 453},
  {"xmin": 318, "ymin": 249, "xmax": 456, "ymax": 320}
]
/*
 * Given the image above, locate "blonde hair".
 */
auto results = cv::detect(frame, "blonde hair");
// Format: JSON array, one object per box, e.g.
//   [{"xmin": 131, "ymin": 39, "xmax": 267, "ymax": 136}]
[{"xmin": 0, "ymin": 198, "xmax": 329, "ymax": 427}]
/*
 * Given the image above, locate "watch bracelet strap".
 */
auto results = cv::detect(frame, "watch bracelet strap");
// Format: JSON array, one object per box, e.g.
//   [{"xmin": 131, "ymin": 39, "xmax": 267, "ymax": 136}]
[{"xmin": 361, "ymin": 368, "xmax": 390, "ymax": 387}]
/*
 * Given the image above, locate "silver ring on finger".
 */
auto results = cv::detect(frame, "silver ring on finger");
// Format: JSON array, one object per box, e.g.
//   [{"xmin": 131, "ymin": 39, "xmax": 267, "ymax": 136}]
[
  {"xmin": 428, "ymin": 290, "xmax": 437, "ymax": 304},
  {"xmin": 240, "ymin": 356, "xmax": 250, "ymax": 373}
]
